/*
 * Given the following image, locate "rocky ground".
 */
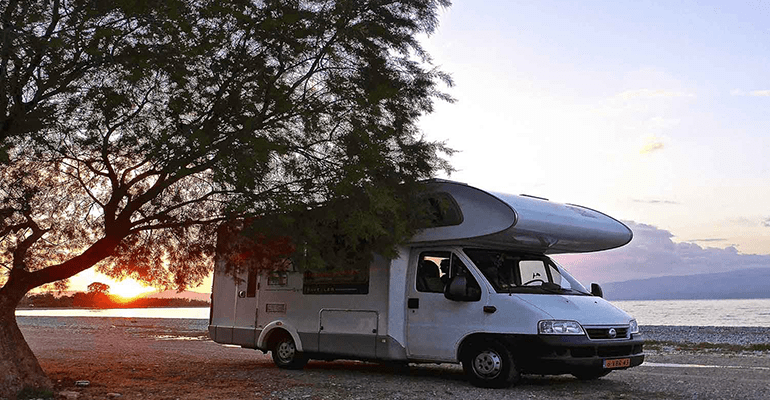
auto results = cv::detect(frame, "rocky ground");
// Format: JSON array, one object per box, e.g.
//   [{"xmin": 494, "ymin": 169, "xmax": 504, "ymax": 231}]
[{"xmin": 15, "ymin": 317, "xmax": 770, "ymax": 400}]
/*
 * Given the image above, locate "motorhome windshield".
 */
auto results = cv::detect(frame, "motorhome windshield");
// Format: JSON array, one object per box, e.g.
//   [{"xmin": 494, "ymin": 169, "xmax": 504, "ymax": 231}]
[{"xmin": 463, "ymin": 249, "xmax": 590, "ymax": 295}]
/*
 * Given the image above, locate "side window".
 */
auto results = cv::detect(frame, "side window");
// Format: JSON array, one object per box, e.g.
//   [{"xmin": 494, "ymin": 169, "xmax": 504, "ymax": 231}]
[
  {"xmin": 548, "ymin": 262, "xmax": 573, "ymax": 290},
  {"xmin": 415, "ymin": 251, "xmax": 479, "ymax": 295},
  {"xmin": 416, "ymin": 251, "xmax": 449, "ymax": 293},
  {"xmin": 426, "ymin": 193, "xmax": 463, "ymax": 227},
  {"xmin": 267, "ymin": 271, "xmax": 288, "ymax": 286},
  {"xmin": 417, "ymin": 192, "xmax": 464, "ymax": 228},
  {"xmin": 302, "ymin": 262, "xmax": 370, "ymax": 295},
  {"xmin": 246, "ymin": 269, "xmax": 258, "ymax": 297}
]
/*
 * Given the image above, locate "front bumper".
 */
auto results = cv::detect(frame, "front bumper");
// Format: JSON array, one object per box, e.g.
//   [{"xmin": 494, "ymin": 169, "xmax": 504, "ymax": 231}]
[{"xmin": 504, "ymin": 333, "xmax": 645, "ymax": 375}]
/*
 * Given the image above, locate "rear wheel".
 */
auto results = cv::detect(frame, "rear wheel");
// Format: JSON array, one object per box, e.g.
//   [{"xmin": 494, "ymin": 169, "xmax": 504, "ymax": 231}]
[
  {"xmin": 271, "ymin": 333, "xmax": 308, "ymax": 370},
  {"xmin": 461, "ymin": 339, "xmax": 520, "ymax": 388}
]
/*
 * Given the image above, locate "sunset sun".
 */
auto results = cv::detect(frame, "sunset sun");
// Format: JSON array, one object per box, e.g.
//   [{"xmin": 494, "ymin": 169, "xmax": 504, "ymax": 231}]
[{"xmin": 110, "ymin": 279, "xmax": 155, "ymax": 300}]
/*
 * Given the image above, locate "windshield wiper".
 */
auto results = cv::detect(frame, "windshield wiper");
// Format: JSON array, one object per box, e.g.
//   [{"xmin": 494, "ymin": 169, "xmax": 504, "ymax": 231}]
[{"xmin": 539, "ymin": 282, "xmax": 563, "ymax": 294}]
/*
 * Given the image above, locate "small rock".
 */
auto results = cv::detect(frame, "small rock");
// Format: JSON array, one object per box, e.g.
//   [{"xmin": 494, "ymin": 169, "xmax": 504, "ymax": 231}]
[
  {"xmin": 106, "ymin": 393, "xmax": 122, "ymax": 399},
  {"xmin": 74, "ymin": 380, "xmax": 90, "ymax": 387},
  {"xmin": 58, "ymin": 390, "xmax": 79, "ymax": 400}
]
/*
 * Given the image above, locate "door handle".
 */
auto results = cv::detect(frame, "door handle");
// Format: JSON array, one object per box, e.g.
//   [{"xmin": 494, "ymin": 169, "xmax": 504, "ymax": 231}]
[{"xmin": 407, "ymin": 298, "xmax": 419, "ymax": 309}]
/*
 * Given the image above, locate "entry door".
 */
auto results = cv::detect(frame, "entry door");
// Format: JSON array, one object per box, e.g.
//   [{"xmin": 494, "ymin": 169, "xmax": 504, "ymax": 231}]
[
  {"xmin": 319, "ymin": 309, "xmax": 378, "ymax": 358},
  {"xmin": 233, "ymin": 269, "xmax": 259, "ymax": 346},
  {"xmin": 405, "ymin": 250, "xmax": 486, "ymax": 361}
]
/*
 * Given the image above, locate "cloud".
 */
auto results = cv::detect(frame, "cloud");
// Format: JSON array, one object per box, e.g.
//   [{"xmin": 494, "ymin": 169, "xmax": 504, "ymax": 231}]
[
  {"xmin": 749, "ymin": 90, "xmax": 770, "ymax": 97},
  {"xmin": 763, "ymin": 218, "xmax": 770, "ymax": 227},
  {"xmin": 639, "ymin": 134, "xmax": 666, "ymax": 154},
  {"xmin": 553, "ymin": 222, "xmax": 770, "ymax": 285},
  {"xmin": 617, "ymin": 89, "xmax": 695, "ymax": 100},
  {"xmin": 730, "ymin": 89, "xmax": 770, "ymax": 97},
  {"xmin": 640, "ymin": 141, "xmax": 664, "ymax": 154},
  {"xmin": 688, "ymin": 238, "xmax": 728, "ymax": 243},
  {"xmin": 631, "ymin": 199, "xmax": 680, "ymax": 205}
]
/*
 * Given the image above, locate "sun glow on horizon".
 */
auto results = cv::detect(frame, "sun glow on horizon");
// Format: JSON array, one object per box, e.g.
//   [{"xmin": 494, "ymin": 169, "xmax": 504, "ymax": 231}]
[{"xmin": 109, "ymin": 279, "xmax": 155, "ymax": 300}]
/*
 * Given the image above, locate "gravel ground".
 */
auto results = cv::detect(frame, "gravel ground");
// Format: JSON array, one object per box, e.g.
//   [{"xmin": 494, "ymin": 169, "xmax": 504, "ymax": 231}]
[
  {"xmin": 642, "ymin": 325, "xmax": 770, "ymax": 346},
  {"xmin": 16, "ymin": 317, "xmax": 770, "ymax": 400}
]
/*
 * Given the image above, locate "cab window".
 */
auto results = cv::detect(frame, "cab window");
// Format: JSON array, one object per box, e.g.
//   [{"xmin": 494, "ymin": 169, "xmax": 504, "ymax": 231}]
[
  {"xmin": 416, "ymin": 251, "xmax": 479, "ymax": 294},
  {"xmin": 464, "ymin": 248, "xmax": 589, "ymax": 295}
]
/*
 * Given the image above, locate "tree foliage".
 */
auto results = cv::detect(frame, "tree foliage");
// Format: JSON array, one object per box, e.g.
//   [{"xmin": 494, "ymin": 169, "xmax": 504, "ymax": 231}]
[
  {"xmin": 86, "ymin": 282, "xmax": 110, "ymax": 295},
  {"xmin": 0, "ymin": 0, "xmax": 452, "ymax": 395}
]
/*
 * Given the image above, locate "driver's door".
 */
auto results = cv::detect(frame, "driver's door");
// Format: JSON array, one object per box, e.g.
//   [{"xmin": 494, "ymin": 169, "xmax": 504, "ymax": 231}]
[{"xmin": 405, "ymin": 249, "xmax": 486, "ymax": 361}]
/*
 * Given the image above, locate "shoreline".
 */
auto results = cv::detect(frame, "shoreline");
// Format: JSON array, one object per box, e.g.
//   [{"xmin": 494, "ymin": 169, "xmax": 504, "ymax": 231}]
[
  {"xmin": 17, "ymin": 316, "xmax": 770, "ymax": 349},
  {"xmin": 16, "ymin": 305, "xmax": 210, "ymax": 310}
]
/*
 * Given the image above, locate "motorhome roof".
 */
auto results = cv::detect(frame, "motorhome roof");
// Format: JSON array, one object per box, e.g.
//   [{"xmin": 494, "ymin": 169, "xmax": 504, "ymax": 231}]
[{"xmin": 410, "ymin": 180, "xmax": 632, "ymax": 254}]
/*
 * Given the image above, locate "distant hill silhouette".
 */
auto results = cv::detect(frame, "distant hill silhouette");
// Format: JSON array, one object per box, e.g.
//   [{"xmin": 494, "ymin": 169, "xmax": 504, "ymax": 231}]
[
  {"xmin": 603, "ymin": 268, "xmax": 770, "ymax": 300},
  {"xmin": 142, "ymin": 290, "xmax": 210, "ymax": 302},
  {"xmin": 19, "ymin": 290, "xmax": 210, "ymax": 308}
]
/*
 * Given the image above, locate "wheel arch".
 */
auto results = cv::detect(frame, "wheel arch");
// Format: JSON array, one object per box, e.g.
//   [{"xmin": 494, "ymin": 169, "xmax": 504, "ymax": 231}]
[
  {"xmin": 457, "ymin": 332, "xmax": 518, "ymax": 361},
  {"xmin": 257, "ymin": 321, "xmax": 304, "ymax": 352}
]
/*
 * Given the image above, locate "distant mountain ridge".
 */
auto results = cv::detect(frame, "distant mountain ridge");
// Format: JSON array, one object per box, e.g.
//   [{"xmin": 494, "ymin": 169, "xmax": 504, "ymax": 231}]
[{"xmin": 603, "ymin": 268, "xmax": 770, "ymax": 301}]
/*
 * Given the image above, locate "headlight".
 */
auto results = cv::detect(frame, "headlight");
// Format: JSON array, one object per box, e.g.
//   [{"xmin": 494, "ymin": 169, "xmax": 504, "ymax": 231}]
[
  {"xmin": 629, "ymin": 319, "xmax": 639, "ymax": 334},
  {"xmin": 538, "ymin": 320, "xmax": 585, "ymax": 335}
]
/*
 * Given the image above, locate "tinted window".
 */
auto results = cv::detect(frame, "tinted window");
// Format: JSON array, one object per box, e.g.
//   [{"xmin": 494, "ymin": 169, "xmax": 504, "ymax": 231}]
[{"xmin": 423, "ymin": 192, "xmax": 463, "ymax": 227}]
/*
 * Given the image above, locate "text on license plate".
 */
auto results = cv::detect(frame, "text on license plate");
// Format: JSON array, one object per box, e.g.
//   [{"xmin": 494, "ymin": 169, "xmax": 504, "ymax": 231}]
[{"xmin": 603, "ymin": 358, "xmax": 631, "ymax": 369}]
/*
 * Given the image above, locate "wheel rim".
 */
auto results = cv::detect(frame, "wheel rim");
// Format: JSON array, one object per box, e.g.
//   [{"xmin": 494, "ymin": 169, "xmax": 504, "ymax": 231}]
[
  {"xmin": 472, "ymin": 349, "xmax": 502, "ymax": 378},
  {"xmin": 276, "ymin": 339, "xmax": 295, "ymax": 362}
]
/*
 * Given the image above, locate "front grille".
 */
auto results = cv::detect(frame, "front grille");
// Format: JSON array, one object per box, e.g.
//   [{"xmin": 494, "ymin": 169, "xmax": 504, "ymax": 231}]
[
  {"xmin": 568, "ymin": 344, "xmax": 643, "ymax": 358},
  {"xmin": 585, "ymin": 327, "xmax": 629, "ymax": 340}
]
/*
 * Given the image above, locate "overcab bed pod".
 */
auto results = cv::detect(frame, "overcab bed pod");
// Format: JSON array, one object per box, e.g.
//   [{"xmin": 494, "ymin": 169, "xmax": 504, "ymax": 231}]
[{"xmin": 411, "ymin": 179, "xmax": 633, "ymax": 254}]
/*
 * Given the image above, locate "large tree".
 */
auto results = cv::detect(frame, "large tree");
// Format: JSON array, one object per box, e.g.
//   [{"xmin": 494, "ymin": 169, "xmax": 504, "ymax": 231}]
[{"xmin": 0, "ymin": 0, "xmax": 452, "ymax": 396}]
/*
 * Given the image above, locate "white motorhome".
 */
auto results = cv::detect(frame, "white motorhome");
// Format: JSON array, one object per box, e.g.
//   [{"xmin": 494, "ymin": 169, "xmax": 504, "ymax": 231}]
[{"xmin": 209, "ymin": 180, "xmax": 644, "ymax": 388}]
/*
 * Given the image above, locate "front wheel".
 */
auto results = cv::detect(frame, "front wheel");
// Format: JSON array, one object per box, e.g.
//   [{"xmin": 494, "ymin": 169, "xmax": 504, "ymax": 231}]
[
  {"xmin": 271, "ymin": 334, "xmax": 308, "ymax": 370},
  {"xmin": 461, "ymin": 339, "xmax": 520, "ymax": 388}
]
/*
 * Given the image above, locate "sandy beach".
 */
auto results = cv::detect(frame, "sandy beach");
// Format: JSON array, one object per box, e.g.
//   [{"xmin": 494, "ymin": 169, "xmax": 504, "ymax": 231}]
[{"xmin": 17, "ymin": 316, "xmax": 770, "ymax": 400}]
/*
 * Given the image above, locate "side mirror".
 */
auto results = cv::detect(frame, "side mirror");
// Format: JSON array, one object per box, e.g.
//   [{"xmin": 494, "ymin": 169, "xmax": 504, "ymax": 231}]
[
  {"xmin": 591, "ymin": 283, "xmax": 604, "ymax": 298},
  {"xmin": 444, "ymin": 276, "xmax": 481, "ymax": 302}
]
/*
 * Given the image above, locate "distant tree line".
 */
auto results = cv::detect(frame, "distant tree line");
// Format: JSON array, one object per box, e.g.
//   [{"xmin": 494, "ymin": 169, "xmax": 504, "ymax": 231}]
[{"xmin": 18, "ymin": 292, "xmax": 210, "ymax": 309}]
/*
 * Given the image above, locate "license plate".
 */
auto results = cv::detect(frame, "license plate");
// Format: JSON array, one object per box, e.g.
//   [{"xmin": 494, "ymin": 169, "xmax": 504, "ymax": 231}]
[{"xmin": 603, "ymin": 358, "xmax": 631, "ymax": 369}]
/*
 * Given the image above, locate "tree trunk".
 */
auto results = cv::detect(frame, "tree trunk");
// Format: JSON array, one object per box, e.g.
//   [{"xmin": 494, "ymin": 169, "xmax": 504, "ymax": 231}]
[{"xmin": 0, "ymin": 295, "xmax": 52, "ymax": 399}]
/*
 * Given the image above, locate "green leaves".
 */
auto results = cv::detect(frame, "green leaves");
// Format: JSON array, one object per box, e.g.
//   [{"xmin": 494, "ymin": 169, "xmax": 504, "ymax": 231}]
[{"xmin": 1, "ymin": 0, "xmax": 454, "ymax": 292}]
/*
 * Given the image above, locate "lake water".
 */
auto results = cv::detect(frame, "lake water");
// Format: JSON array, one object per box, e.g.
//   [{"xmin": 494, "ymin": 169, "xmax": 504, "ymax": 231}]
[{"xmin": 16, "ymin": 298, "xmax": 770, "ymax": 327}]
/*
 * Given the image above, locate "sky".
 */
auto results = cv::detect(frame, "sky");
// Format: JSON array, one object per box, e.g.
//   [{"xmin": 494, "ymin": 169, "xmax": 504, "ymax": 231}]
[
  {"xmin": 416, "ymin": 0, "xmax": 770, "ymax": 284},
  {"xmin": 65, "ymin": 1, "xmax": 769, "ymax": 294}
]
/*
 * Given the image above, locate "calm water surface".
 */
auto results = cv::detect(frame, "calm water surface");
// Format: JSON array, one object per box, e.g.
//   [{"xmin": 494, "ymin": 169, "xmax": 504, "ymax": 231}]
[
  {"xmin": 613, "ymin": 298, "xmax": 770, "ymax": 327},
  {"xmin": 16, "ymin": 307, "xmax": 210, "ymax": 319},
  {"xmin": 16, "ymin": 299, "xmax": 770, "ymax": 327}
]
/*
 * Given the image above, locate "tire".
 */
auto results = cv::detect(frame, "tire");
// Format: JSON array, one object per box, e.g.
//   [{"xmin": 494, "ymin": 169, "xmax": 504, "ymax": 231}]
[
  {"xmin": 572, "ymin": 369, "xmax": 611, "ymax": 380},
  {"xmin": 461, "ymin": 339, "xmax": 520, "ymax": 388},
  {"xmin": 271, "ymin": 333, "xmax": 308, "ymax": 370}
]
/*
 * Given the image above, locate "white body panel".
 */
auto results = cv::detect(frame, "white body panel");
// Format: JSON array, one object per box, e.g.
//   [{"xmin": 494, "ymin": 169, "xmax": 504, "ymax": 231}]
[{"xmin": 515, "ymin": 294, "xmax": 632, "ymax": 326}]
